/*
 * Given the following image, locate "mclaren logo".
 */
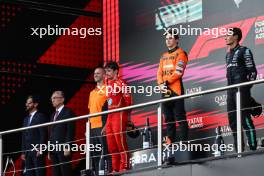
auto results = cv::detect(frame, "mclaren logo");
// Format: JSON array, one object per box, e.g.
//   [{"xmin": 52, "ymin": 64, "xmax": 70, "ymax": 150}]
[{"xmin": 233, "ymin": 0, "xmax": 243, "ymax": 8}]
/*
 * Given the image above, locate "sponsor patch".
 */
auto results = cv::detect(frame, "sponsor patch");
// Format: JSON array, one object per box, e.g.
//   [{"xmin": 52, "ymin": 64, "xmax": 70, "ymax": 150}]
[
  {"xmin": 178, "ymin": 60, "xmax": 184, "ymax": 66},
  {"xmin": 163, "ymin": 64, "xmax": 174, "ymax": 68},
  {"xmin": 107, "ymin": 98, "xmax": 113, "ymax": 106}
]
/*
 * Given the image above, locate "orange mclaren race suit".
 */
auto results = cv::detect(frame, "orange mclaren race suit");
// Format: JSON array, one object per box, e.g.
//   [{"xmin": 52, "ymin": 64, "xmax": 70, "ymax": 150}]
[{"xmin": 157, "ymin": 46, "xmax": 188, "ymax": 143}]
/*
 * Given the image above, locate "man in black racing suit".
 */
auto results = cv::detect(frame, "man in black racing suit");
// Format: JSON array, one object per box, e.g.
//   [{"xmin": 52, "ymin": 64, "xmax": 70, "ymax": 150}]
[{"xmin": 225, "ymin": 27, "xmax": 258, "ymax": 151}]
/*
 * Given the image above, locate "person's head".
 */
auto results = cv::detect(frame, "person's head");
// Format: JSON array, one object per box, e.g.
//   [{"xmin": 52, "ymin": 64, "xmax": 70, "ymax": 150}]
[
  {"xmin": 51, "ymin": 91, "xmax": 65, "ymax": 109},
  {"xmin": 25, "ymin": 95, "xmax": 40, "ymax": 113},
  {"xmin": 225, "ymin": 27, "xmax": 242, "ymax": 46},
  {"xmin": 94, "ymin": 67, "xmax": 105, "ymax": 83},
  {"xmin": 104, "ymin": 61, "xmax": 119, "ymax": 80},
  {"xmin": 166, "ymin": 29, "xmax": 179, "ymax": 49}
]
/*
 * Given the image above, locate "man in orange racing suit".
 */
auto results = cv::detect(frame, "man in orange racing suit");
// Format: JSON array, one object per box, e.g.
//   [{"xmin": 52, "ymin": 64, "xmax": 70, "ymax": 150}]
[
  {"xmin": 104, "ymin": 61, "xmax": 132, "ymax": 173},
  {"xmin": 157, "ymin": 30, "xmax": 188, "ymax": 145},
  {"xmin": 88, "ymin": 67, "xmax": 109, "ymax": 175}
]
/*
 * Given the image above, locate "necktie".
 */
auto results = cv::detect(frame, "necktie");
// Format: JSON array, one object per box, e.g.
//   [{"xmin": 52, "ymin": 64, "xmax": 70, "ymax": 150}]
[
  {"xmin": 53, "ymin": 111, "xmax": 59, "ymax": 121},
  {"xmin": 27, "ymin": 114, "xmax": 32, "ymax": 126}
]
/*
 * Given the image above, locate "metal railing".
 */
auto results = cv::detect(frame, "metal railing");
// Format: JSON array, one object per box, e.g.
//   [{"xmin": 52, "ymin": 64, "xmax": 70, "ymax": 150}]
[{"xmin": 0, "ymin": 78, "xmax": 264, "ymax": 174}]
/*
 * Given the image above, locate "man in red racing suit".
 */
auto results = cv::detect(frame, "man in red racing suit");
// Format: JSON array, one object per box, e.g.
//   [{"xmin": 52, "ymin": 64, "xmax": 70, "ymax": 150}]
[{"xmin": 104, "ymin": 61, "xmax": 132, "ymax": 173}]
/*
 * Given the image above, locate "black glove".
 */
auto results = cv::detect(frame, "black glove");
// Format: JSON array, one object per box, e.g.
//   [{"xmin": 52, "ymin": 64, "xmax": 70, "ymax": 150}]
[{"xmin": 247, "ymin": 72, "xmax": 257, "ymax": 81}]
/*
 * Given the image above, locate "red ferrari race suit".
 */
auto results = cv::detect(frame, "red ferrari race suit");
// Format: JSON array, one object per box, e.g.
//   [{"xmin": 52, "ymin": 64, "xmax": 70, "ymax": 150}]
[{"xmin": 105, "ymin": 78, "xmax": 132, "ymax": 172}]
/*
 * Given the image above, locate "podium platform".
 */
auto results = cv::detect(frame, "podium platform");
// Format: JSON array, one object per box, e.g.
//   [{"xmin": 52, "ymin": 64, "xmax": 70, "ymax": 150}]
[{"xmin": 124, "ymin": 149, "xmax": 264, "ymax": 176}]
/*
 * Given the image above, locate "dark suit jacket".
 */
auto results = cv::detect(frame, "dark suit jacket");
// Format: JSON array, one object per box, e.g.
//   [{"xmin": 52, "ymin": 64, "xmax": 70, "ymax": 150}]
[
  {"xmin": 22, "ymin": 112, "xmax": 48, "ymax": 152},
  {"xmin": 49, "ymin": 106, "xmax": 75, "ymax": 146}
]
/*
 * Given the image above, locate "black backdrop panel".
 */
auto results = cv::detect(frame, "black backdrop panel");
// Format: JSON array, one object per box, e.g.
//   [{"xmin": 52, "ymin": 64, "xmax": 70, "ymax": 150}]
[{"xmin": 120, "ymin": 0, "xmax": 264, "ymax": 157}]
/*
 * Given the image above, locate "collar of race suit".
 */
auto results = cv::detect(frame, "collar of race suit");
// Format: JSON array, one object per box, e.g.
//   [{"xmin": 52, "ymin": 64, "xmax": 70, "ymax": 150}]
[
  {"xmin": 230, "ymin": 44, "xmax": 240, "ymax": 52},
  {"xmin": 168, "ymin": 46, "xmax": 179, "ymax": 53}
]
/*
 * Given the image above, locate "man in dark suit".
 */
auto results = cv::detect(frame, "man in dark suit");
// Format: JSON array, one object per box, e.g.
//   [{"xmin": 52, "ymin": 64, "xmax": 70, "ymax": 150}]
[
  {"xmin": 21, "ymin": 95, "xmax": 48, "ymax": 176},
  {"xmin": 48, "ymin": 90, "xmax": 75, "ymax": 176}
]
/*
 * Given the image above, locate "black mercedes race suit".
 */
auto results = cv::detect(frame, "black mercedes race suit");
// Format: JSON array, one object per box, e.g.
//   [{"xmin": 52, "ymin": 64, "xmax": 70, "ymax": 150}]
[{"xmin": 226, "ymin": 44, "xmax": 257, "ymax": 151}]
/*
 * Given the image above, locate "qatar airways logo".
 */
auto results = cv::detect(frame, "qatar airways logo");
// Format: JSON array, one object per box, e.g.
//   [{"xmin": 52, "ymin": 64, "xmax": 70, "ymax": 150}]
[
  {"xmin": 220, "ymin": 125, "xmax": 232, "ymax": 137},
  {"xmin": 215, "ymin": 94, "xmax": 227, "ymax": 106},
  {"xmin": 185, "ymin": 86, "xmax": 203, "ymax": 99},
  {"xmin": 188, "ymin": 117, "xmax": 203, "ymax": 129},
  {"xmin": 255, "ymin": 20, "xmax": 264, "ymax": 41}
]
